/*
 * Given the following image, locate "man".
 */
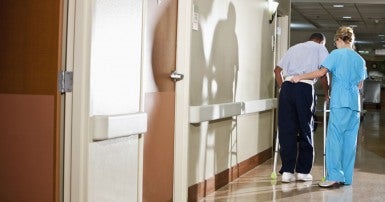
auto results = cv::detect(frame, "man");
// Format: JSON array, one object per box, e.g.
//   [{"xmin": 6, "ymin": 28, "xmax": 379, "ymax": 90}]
[{"xmin": 274, "ymin": 33, "xmax": 329, "ymax": 183}]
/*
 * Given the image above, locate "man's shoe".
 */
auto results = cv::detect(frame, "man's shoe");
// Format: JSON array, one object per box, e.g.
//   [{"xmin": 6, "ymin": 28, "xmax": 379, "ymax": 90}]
[
  {"xmin": 318, "ymin": 180, "xmax": 339, "ymax": 188},
  {"xmin": 297, "ymin": 173, "xmax": 313, "ymax": 181},
  {"xmin": 281, "ymin": 172, "xmax": 296, "ymax": 183}
]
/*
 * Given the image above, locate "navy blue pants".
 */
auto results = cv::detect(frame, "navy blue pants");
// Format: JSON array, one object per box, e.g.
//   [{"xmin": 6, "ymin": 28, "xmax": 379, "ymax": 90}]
[{"xmin": 278, "ymin": 81, "xmax": 315, "ymax": 174}]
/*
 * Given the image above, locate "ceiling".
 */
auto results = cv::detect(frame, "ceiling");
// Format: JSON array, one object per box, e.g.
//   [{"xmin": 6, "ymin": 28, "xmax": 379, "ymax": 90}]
[{"xmin": 290, "ymin": 0, "xmax": 385, "ymax": 60}]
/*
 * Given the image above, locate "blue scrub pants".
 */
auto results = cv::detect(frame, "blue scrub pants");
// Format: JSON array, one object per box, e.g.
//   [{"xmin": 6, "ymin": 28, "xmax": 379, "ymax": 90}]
[
  {"xmin": 278, "ymin": 81, "xmax": 315, "ymax": 174},
  {"xmin": 326, "ymin": 108, "xmax": 360, "ymax": 185}
]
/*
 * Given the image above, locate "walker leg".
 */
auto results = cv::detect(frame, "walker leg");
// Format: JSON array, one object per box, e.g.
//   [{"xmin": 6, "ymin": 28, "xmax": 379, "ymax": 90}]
[
  {"xmin": 322, "ymin": 101, "xmax": 329, "ymax": 181},
  {"xmin": 271, "ymin": 130, "xmax": 280, "ymax": 180}
]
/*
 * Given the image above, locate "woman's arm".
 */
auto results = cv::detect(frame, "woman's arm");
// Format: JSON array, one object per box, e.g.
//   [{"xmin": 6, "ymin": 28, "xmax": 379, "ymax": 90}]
[
  {"xmin": 320, "ymin": 73, "xmax": 330, "ymax": 102},
  {"xmin": 291, "ymin": 67, "xmax": 328, "ymax": 83}
]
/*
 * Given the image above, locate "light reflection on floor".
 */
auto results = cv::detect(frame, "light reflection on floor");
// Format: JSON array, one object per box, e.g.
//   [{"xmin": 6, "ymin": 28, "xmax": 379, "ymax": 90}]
[{"xmin": 201, "ymin": 109, "xmax": 385, "ymax": 201}]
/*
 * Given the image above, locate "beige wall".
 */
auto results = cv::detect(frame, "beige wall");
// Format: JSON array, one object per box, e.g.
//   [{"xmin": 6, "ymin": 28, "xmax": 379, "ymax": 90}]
[{"xmin": 188, "ymin": 0, "xmax": 283, "ymax": 185}]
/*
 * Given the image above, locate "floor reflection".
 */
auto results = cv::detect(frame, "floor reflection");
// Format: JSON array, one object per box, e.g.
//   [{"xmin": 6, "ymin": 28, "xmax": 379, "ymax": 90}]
[{"xmin": 201, "ymin": 109, "xmax": 385, "ymax": 201}]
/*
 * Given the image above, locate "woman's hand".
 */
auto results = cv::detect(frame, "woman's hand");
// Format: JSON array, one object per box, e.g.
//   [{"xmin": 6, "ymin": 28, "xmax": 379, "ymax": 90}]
[
  {"xmin": 325, "ymin": 95, "xmax": 330, "ymax": 103},
  {"xmin": 291, "ymin": 76, "xmax": 302, "ymax": 83}
]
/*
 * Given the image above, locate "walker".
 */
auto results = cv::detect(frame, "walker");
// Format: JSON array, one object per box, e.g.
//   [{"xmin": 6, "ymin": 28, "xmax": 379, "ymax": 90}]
[
  {"xmin": 321, "ymin": 100, "xmax": 330, "ymax": 181},
  {"xmin": 270, "ymin": 100, "xmax": 329, "ymax": 181}
]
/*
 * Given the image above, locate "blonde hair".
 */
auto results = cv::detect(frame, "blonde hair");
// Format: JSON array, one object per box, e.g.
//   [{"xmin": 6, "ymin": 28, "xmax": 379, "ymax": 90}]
[{"xmin": 334, "ymin": 26, "xmax": 355, "ymax": 44}]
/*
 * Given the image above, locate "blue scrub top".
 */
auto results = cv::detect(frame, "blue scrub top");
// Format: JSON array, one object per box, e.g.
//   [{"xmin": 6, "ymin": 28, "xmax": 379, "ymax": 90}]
[{"xmin": 322, "ymin": 48, "xmax": 367, "ymax": 111}]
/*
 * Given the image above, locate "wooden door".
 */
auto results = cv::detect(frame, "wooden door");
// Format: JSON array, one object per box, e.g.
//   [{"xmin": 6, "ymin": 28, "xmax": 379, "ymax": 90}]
[
  {"xmin": 143, "ymin": 0, "xmax": 178, "ymax": 201},
  {"xmin": 0, "ymin": 1, "xmax": 63, "ymax": 201}
]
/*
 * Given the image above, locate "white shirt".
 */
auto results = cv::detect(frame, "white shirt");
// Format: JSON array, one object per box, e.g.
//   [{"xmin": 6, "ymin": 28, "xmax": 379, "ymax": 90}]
[{"xmin": 278, "ymin": 41, "xmax": 329, "ymax": 78}]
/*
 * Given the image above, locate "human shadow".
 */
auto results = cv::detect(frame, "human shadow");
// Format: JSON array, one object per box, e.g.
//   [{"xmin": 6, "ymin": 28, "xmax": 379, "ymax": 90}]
[
  {"xmin": 208, "ymin": 1, "xmax": 239, "ymax": 187},
  {"xmin": 188, "ymin": 0, "xmax": 215, "ymax": 200},
  {"xmin": 188, "ymin": 2, "xmax": 240, "ymax": 201}
]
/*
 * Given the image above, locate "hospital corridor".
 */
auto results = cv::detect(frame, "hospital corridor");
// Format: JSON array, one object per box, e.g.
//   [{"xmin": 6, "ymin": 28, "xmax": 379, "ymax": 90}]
[
  {"xmin": 201, "ymin": 106, "xmax": 385, "ymax": 201},
  {"xmin": 2, "ymin": 0, "xmax": 385, "ymax": 201}
]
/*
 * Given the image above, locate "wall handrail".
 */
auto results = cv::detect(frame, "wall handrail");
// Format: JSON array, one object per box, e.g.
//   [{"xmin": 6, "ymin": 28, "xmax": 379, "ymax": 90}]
[
  {"xmin": 91, "ymin": 112, "xmax": 147, "ymax": 141},
  {"xmin": 189, "ymin": 98, "xmax": 277, "ymax": 123}
]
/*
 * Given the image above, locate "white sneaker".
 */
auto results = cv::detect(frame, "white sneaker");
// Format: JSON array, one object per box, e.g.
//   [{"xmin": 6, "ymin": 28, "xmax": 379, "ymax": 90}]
[
  {"xmin": 281, "ymin": 172, "xmax": 296, "ymax": 183},
  {"xmin": 297, "ymin": 173, "xmax": 313, "ymax": 181},
  {"xmin": 318, "ymin": 180, "xmax": 339, "ymax": 188}
]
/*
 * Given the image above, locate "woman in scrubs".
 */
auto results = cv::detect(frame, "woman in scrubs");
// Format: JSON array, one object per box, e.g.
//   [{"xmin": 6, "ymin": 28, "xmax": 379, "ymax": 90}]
[{"xmin": 291, "ymin": 26, "xmax": 367, "ymax": 188}]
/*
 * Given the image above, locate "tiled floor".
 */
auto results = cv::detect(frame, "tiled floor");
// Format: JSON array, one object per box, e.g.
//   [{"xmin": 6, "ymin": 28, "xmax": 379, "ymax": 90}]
[{"xmin": 201, "ymin": 109, "xmax": 385, "ymax": 201}]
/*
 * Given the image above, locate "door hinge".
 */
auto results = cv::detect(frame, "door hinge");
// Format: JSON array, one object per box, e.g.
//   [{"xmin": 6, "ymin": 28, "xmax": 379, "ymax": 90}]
[{"xmin": 59, "ymin": 70, "xmax": 73, "ymax": 93}]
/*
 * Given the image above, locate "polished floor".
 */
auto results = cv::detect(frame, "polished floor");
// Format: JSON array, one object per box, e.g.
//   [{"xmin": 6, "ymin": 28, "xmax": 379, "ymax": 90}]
[{"xmin": 201, "ymin": 108, "xmax": 385, "ymax": 202}]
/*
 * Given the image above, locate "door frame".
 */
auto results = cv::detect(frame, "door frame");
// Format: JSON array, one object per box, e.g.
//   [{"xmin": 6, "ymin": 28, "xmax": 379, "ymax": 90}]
[
  {"xmin": 173, "ymin": 0, "xmax": 192, "ymax": 201},
  {"xmin": 63, "ymin": 0, "xmax": 92, "ymax": 201},
  {"xmin": 62, "ymin": 0, "xmax": 73, "ymax": 200}
]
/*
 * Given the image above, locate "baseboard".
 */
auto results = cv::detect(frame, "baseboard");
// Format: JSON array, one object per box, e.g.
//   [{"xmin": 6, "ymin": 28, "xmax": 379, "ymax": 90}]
[{"xmin": 188, "ymin": 147, "xmax": 272, "ymax": 201}]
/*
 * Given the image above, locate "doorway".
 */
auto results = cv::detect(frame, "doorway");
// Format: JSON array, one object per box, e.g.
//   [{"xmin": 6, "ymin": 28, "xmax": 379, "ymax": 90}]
[{"xmin": 142, "ymin": 0, "xmax": 178, "ymax": 201}]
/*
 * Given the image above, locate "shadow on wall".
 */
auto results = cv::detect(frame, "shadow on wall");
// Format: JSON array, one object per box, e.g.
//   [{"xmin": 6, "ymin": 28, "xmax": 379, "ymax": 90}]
[{"xmin": 189, "ymin": 2, "xmax": 239, "ymax": 200}]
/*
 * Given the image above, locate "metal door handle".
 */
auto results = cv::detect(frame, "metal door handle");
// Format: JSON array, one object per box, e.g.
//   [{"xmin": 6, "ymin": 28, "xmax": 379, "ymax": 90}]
[{"xmin": 170, "ymin": 70, "xmax": 184, "ymax": 81}]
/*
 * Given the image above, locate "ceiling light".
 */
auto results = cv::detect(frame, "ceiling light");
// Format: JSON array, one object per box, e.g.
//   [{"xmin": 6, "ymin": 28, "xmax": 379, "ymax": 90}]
[
  {"xmin": 358, "ymin": 50, "xmax": 369, "ymax": 55},
  {"xmin": 342, "ymin": 16, "xmax": 351, "ymax": 19},
  {"xmin": 378, "ymin": 34, "xmax": 385, "ymax": 37},
  {"xmin": 290, "ymin": 23, "xmax": 316, "ymax": 29},
  {"xmin": 349, "ymin": 25, "xmax": 358, "ymax": 28},
  {"xmin": 376, "ymin": 49, "xmax": 385, "ymax": 55},
  {"xmin": 355, "ymin": 40, "xmax": 371, "ymax": 44},
  {"xmin": 333, "ymin": 5, "xmax": 344, "ymax": 8}
]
